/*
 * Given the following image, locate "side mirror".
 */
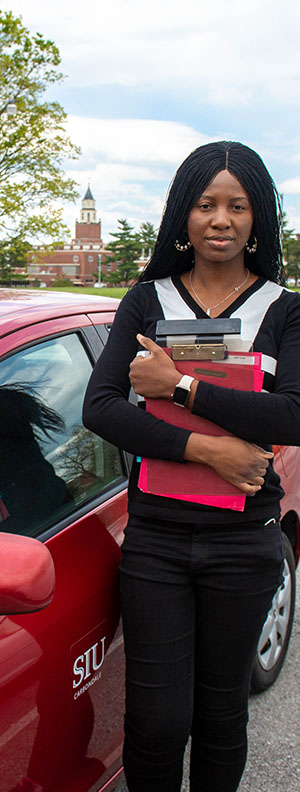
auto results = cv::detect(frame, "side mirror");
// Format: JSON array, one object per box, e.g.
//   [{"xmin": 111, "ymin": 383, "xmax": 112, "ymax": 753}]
[{"xmin": 0, "ymin": 533, "xmax": 55, "ymax": 614}]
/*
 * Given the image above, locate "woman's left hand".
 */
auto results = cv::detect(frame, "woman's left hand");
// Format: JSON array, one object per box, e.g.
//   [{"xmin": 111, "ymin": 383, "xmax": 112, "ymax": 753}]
[{"xmin": 129, "ymin": 334, "xmax": 181, "ymax": 399}]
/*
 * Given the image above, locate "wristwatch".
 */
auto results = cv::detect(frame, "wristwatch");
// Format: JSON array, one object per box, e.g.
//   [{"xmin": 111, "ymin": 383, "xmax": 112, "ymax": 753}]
[{"xmin": 172, "ymin": 375, "xmax": 194, "ymax": 407}]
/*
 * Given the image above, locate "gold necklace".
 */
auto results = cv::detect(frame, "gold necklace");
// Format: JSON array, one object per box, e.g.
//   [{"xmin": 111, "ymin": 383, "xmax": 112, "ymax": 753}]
[{"xmin": 188, "ymin": 268, "xmax": 250, "ymax": 317}]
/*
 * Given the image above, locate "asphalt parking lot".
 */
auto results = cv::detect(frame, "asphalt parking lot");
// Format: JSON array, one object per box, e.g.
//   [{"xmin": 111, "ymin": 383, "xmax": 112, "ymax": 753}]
[
  {"xmin": 238, "ymin": 563, "xmax": 300, "ymax": 792},
  {"xmin": 114, "ymin": 566, "xmax": 300, "ymax": 792}
]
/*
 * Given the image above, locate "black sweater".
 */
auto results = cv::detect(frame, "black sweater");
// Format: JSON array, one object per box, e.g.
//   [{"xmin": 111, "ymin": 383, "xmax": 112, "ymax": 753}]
[{"xmin": 83, "ymin": 275, "xmax": 300, "ymax": 524}]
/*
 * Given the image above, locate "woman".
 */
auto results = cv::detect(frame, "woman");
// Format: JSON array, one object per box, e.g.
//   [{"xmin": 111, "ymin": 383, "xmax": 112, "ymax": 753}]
[{"xmin": 83, "ymin": 141, "xmax": 300, "ymax": 792}]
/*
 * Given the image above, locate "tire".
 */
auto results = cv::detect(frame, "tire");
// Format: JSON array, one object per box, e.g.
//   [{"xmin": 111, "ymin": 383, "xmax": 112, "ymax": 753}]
[{"xmin": 251, "ymin": 532, "xmax": 296, "ymax": 693}]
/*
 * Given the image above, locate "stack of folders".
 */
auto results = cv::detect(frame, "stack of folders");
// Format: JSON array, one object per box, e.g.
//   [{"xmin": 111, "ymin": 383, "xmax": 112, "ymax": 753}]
[{"xmin": 138, "ymin": 350, "xmax": 263, "ymax": 511}]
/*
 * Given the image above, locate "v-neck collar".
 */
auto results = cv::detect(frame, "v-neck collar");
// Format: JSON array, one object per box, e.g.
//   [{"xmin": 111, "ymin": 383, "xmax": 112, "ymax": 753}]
[{"xmin": 172, "ymin": 273, "xmax": 267, "ymax": 319}]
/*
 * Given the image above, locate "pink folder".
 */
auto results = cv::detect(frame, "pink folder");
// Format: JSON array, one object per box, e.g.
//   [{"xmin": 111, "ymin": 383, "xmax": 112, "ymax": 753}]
[{"xmin": 138, "ymin": 352, "xmax": 263, "ymax": 511}]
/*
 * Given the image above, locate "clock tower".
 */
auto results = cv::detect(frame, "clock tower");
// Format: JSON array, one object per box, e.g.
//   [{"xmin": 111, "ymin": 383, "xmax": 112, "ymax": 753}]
[{"xmin": 75, "ymin": 186, "xmax": 102, "ymax": 243}]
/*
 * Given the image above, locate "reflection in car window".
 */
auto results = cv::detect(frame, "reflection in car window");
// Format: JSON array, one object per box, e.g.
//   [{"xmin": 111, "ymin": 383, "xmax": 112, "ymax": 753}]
[{"xmin": 0, "ymin": 334, "xmax": 125, "ymax": 537}]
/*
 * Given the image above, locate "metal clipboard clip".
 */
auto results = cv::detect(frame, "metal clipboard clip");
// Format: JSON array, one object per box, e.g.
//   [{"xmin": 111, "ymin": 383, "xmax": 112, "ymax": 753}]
[
  {"xmin": 171, "ymin": 343, "xmax": 227, "ymax": 361},
  {"xmin": 155, "ymin": 318, "xmax": 243, "ymax": 361}
]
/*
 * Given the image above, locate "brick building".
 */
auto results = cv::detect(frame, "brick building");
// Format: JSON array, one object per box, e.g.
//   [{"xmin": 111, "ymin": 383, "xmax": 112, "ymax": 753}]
[{"xmin": 27, "ymin": 187, "xmax": 113, "ymax": 286}]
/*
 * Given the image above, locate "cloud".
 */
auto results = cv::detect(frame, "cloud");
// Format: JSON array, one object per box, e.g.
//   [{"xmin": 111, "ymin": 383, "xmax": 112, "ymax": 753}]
[
  {"xmin": 61, "ymin": 117, "xmax": 217, "ymax": 239},
  {"xmin": 279, "ymin": 178, "xmax": 300, "ymax": 195},
  {"xmin": 4, "ymin": 0, "xmax": 300, "ymax": 234},
  {"xmin": 54, "ymin": 116, "xmax": 300, "ymax": 238},
  {"xmin": 8, "ymin": 0, "xmax": 300, "ymax": 107},
  {"xmin": 281, "ymin": 203, "xmax": 300, "ymax": 231},
  {"xmin": 66, "ymin": 117, "xmax": 214, "ymax": 167}
]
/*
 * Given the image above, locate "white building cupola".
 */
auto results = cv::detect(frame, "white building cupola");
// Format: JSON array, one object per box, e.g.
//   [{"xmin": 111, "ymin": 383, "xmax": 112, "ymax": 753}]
[{"xmin": 81, "ymin": 185, "xmax": 97, "ymax": 223}]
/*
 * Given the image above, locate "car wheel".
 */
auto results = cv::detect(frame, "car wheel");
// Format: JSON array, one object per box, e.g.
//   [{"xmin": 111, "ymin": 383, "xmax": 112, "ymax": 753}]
[{"xmin": 251, "ymin": 532, "xmax": 296, "ymax": 693}]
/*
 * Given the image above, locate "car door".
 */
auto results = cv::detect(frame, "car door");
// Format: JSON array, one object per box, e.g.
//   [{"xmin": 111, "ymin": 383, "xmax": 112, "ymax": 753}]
[{"xmin": 0, "ymin": 315, "xmax": 127, "ymax": 792}]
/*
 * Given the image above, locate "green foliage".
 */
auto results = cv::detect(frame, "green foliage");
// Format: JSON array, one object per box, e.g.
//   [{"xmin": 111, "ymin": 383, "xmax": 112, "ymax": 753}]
[
  {"xmin": 0, "ymin": 237, "xmax": 30, "ymax": 277},
  {"xmin": 135, "ymin": 221, "xmax": 157, "ymax": 258},
  {"xmin": 0, "ymin": 11, "xmax": 80, "ymax": 245},
  {"xmin": 282, "ymin": 212, "xmax": 295, "ymax": 256},
  {"xmin": 283, "ymin": 235, "xmax": 300, "ymax": 284},
  {"xmin": 105, "ymin": 218, "xmax": 141, "ymax": 286},
  {"xmin": 282, "ymin": 212, "xmax": 300, "ymax": 285},
  {"xmin": 45, "ymin": 286, "xmax": 128, "ymax": 298},
  {"xmin": 52, "ymin": 277, "xmax": 72, "ymax": 287},
  {"xmin": 0, "ymin": 273, "xmax": 28, "ymax": 285}
]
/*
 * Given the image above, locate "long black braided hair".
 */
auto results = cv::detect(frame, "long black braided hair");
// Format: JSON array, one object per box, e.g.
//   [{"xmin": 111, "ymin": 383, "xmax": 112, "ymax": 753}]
[{"xmin": 139, "ymin": 141, "xmax": 283, "ymax": 284}]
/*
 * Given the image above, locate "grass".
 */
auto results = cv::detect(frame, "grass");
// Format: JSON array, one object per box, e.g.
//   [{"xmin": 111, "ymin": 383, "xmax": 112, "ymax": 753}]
[{"xmin": 40, "ymin": 286, "xmax": 128, "ymax": 299}]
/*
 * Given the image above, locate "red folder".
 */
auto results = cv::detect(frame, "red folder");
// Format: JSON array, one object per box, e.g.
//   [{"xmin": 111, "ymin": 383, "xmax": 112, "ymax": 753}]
[{"xmin": 138, "ymin": 352, "xmax": 263, "ymax": 511}]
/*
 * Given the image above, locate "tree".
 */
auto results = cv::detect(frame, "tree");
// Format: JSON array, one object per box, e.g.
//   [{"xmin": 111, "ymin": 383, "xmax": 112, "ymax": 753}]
[
  {"xmin": 0, "ymin": 237, "xmax": 30, "ymax": 280},
  {"xmin": 284, "ymin": 235, "xmax": 300, "ymax": 285},
  {"xmin": 282, "ymin": 212, "xmax": 300, "ymax": 285},
  {"xmin": 135, "ymin": 222, "xmax": 157, "ymax": 259},
  {"xmin": 104, "ymin": 219, "xmax": 141, "ymax": 286},
  {"xmin": 0, "ymin": 11, "xmax": 80, "ymax": 245},
  {"xmin": 282, "ymin": 212, "xmax": 294, "ymax": 260}
]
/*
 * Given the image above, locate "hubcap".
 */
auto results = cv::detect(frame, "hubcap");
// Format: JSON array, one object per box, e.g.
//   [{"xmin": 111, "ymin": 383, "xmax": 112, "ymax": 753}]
[{"xmin": 257, "ymin": 558, "xmax": 291, "ymax": 672}]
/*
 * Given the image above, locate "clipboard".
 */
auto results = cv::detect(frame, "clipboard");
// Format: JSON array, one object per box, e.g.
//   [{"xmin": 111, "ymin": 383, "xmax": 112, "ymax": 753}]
[{"xmin": 137, "ymin": 320, "xmax": 263, "ymax": 511}]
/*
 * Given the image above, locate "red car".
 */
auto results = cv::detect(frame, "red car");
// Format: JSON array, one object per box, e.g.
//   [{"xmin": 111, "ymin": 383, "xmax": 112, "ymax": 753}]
[{"xmin": 0, "ymin": 289, "xmax": 299, "ymax": 792}]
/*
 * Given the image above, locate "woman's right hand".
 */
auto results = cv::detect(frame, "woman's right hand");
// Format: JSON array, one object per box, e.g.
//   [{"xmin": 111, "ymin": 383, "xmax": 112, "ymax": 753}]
[{"xmin": 184, "ymin": 433, "xmax": 274, "ymax": 495}]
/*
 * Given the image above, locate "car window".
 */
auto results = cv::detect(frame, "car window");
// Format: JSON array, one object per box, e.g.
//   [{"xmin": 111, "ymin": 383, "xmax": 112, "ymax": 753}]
[{"xmin": 0, "ymin": 333, "xmax": 125, "ymax": 538}]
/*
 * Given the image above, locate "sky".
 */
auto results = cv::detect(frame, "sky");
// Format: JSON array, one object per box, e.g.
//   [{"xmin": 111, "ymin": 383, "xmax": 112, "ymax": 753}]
[{"xmin": 3, "ymin": 0, "xmax": 300, "ymax": 242}]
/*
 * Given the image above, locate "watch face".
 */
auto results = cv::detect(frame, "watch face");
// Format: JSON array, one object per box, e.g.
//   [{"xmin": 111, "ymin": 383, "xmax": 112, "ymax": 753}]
[{"xmin": 173, "ymin": 385, "xmax": 189, "ymax": 406}]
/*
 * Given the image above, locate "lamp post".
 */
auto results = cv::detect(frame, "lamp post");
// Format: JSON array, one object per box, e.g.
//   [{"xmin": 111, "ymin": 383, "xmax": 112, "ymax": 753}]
[{"xmin": 97, "ymin": 254, "xmax": 102, "ymax": 287}]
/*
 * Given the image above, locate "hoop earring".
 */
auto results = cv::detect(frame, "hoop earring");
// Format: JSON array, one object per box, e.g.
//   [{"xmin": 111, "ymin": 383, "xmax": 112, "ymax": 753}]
[
  {"xmin": 245, "ymin": 236, "xmax": 258, "ymax": 254},
  {"xmin": 174, "ymin": 237, "xmax": 192, "ymax": 252}
]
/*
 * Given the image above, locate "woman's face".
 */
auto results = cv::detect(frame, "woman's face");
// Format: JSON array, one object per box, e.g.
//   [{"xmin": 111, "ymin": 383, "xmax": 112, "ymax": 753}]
[{"xmin": 187, "ymin": 169, "xmax": 254, "ymax": 266}]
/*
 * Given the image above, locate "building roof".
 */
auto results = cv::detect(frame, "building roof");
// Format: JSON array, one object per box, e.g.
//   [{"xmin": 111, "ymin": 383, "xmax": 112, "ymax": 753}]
[{"xmin": 84, "ymin": 185, "xmax": 94, "ymax": 201}]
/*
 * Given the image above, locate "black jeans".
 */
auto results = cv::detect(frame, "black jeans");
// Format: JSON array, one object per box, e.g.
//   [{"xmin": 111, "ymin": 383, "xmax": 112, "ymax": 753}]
[{"xmin": 120, "ymin": 513, "xmax": 284, "ymax": 792}]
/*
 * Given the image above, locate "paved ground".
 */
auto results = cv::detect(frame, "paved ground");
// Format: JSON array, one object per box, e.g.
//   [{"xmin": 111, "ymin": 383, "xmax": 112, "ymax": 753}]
[
  {"xmin": 238, "ymin": 563, "xmax": 300, "ymax": 792},
  {"xmin": 114, "ymin": 566, "xmax": 300, "ymax": 791}
]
